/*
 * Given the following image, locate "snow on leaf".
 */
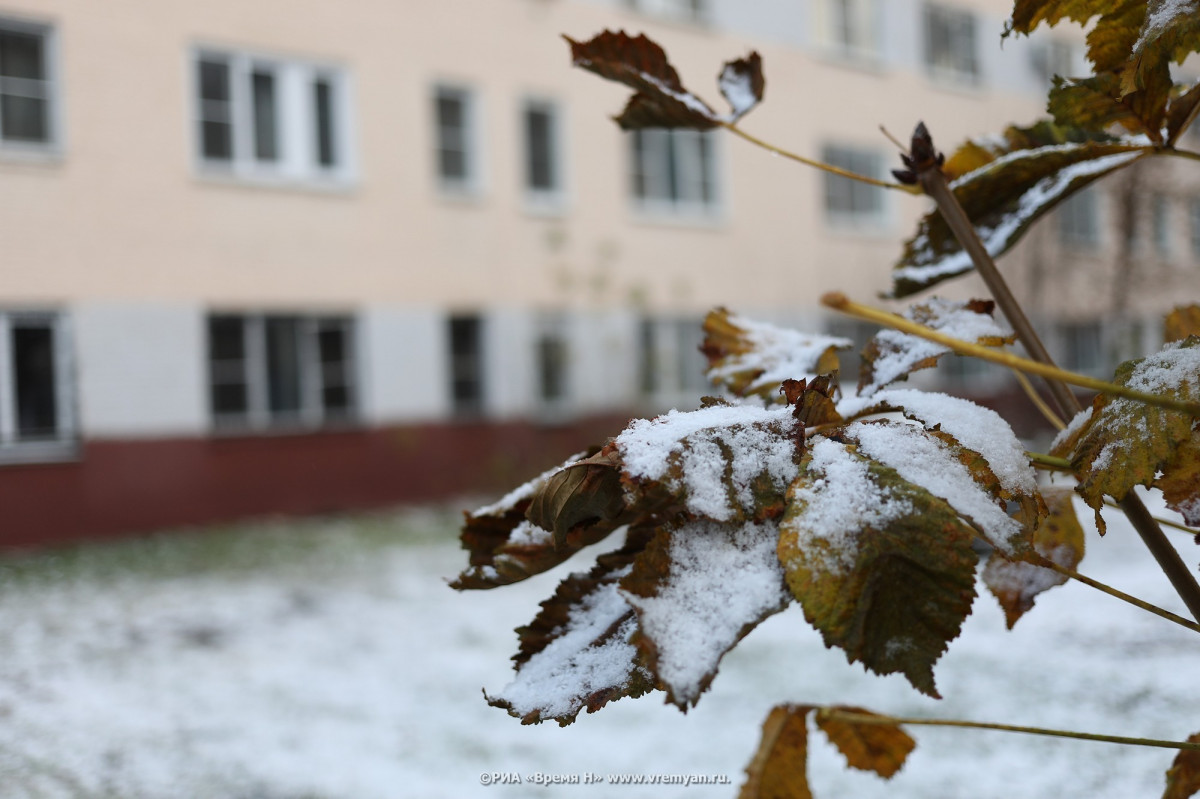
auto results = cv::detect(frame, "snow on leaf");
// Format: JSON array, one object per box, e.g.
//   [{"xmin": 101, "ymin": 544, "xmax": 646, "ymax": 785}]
[
  {"xmin": 619, "ymin": 518, "xmax": 790, "ymax": 708},
  {"xmin": 454, "ymin": 452, "xmax": 620, "ymax": 589},
  {"xmin": 1059, "ymin": 337, "xmax": 1200, "ymax": 533},
  {"xmin": 1165, "ymin": 305, "xmax": 1200, "ymax": 344},
  {"xmin": 702, "ymin": 307, "xmax": 851, "ymax": 402},
  {"xmin": 1127, "ymin": 0, "xmax": 1200, "ymax": 98},
  {"xmin": 814, "ymin": 706, "xmax": 916, "ymax": 779},
  {"xmin": 891, "ymin": 135, "xmax": 1148, "ymax": 297},
  {"xmin": 855, "ymin": 298, "xmax": 1014, "ymax": 396},
  {"xmin": 779, "ymin": 434, "xmax": 979, "ymax": 697},
  {"xmin": 487, "ymin": 528, "xmax": 658, "ymax": 725},
  {"xmin": 983, "ymin": 487, "xmax": 1085, "ymax": 629},
  {"xmin": 565, "ymin": 30, "xmax": 763, "ymax": 129},
  {"xmin": 1164, "ymin": 732, "xmax": 1200, "ymax": 799},
  {"xmin": 615, "ymin": 402, "xmax": 802, "ymax": 524},
  {"xmin": 739, "ymin": 704, "xmax": 815, "ymax": 799}
]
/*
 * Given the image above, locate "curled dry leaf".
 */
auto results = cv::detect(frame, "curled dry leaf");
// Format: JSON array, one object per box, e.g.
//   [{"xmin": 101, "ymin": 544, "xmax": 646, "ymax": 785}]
[
  {"xmin": 1164, "ymin": 732, "xmax": 1200, "ymax": 799},
  {"xmin": 1059, "ymin": 337, "xmax": 1200, "ymax": 532},
  {"xmin": 855, "ymin": 298, "xmax": 1015, "ymax": 396},
  {"xmin": 565, "ymin": 30, "xmax": 763, "ymax": 130},
  {"xmin": 814, "ymin": 706, "xmax": 916, "ymax": 779},
  {"xmin": 739, "ymin": 704, "xmax": 815, "ymax": 799},
  {"xmin": 703, "ymin": 307, "xmax": 850, "ymax": 402},
  {"xmin": 983, "ymin": 487, "xmax": 1086, "ymax": 629},
  {"xmin": 526, "ymin": 445, "xmax": 628, "ymax": 549},
  {"xmin": 487, "ymin": 527, "xmax": 658, "ymax": 725}
]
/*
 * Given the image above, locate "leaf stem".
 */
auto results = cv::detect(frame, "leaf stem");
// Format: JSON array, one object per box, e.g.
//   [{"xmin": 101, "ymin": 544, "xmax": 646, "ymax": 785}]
[
  {"xmin": 1026, "ymin": 451, "xmax": 1072, "ymax": 471},
  {"xmin": 820, "ymin": 293, "xmax": 1200, "ymax": 418},
  {"xmin": 1043, "ymin": 562, "xmax": 1200, "ymax": 635},
  {"xmin": 1009, "ymin": 368, "xmax": 1066, "ymax": 430},
  {"xmin": 719, "ymin": 122, "xmax": 921, "ymax": 193},
  {"xmin": 818, "ymin": 708, "xmax": 1200, "ymax": 752}
]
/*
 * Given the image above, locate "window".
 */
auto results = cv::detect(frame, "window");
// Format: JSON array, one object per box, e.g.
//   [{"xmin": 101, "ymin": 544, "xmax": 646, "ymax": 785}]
[
  {"xmin": 1057, "ymin": 187, "xmax": 1099, "ymax": 248},
  {"xmin": 630, "ymin": 129, "xmax": 718, "ymax": 215},
  {"xmin": 535, "ymin": 315, "xmax": 569, "ymax": 406},
  {"xmin": 522, "ymin": 99, "xmax": 562, "ymax": 202},
  {"xmin": 923, "ymin": 3, "xmax": 979, "ymax": 83},
  {"xmin": 1030, "ymin": 39, "xmax": 1074, "ymax": 85},
  {"xmin": 0, "ymin": 311, "xmax": 73, "ymax": 457},
  {"xmin": 638, "ymin": 317, "xmax": 708, "ymax": 398},
  {"xmin": 822, "ymin": 145, "xmax": 885, "ymax": 227},
  {"xmin": 435, "ymin": 85, "xmax": 478, "ymax": 194},
  {"xmin": 1152, "ymin": 193, "xmax": 1171, "ymax": 256},
  {"xmin": 194, "ymin": 50, "xmax": 350, "ymax": 182},
  {"xmin": 1191, "ymin": 198, "xmax": 1200, "ymax": 257},
  {"xmin": 815, "ymin": 0, "xmax": 881, "ymax": 62},
  {"xmin": 208, "ymin": 314, "xmax": 355, "ymax": 429},
  {"xmin": 624, "ymin": 0, "xmax": 708, "ymax": 24},
  {"xmin": 0, "ymin": 18, "xmax": 55, "ymax": 150},
  {"xmin": 448, "ymin": 315, "xmax": 485, "ymax": 416},
  {"xmin": 1059, "ymin": 321, "xmax": 1104, "ymax": 376}
]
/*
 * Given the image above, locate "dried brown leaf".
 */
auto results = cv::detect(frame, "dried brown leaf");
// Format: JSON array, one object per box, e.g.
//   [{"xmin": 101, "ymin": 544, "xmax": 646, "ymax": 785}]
[
  {"xmin": 1164, "ymin": 732, "xmax": 1200, "ymax": 799},
  {"xmin": 814, "ymin": 706, "xmax": 916, "ymax": 779},
  {"xmin": 739, "ymin": 704, "xmax": 815, "ymax": 799}
]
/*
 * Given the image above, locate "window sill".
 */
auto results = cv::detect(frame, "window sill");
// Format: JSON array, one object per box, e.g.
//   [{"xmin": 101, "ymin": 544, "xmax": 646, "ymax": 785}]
[
  {"xmin": 0, "ymin": 143, "xmax": 63, "ymax": 166},
  {"xmin": 815, "ymin": 48, "xmax": 886, "ymax": 75},
  {"xmin": 630, "ymin": 202, "xmax": 724, "ymax": 230},
  {"xmin": 0, "ymin": 440, "xmax": 79, "ymax": 466},
  {"xmin": 194, "ymin": 165, "xmax": 357, "ymax": 196},
  {"xmin": 822, "ymin": 214, "xmax": 892, "ymax": 239},
  {"xmin": 522, "ymin": 192, "xmax": 569, "ymax": 218},
  {"xmin": 924, "ymin": 68, "xmax": 985, "ymax": 94}
]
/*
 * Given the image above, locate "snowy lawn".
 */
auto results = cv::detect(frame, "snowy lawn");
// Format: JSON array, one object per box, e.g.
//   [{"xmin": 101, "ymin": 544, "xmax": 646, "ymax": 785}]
[{"xmin": 1, "ymin": 491, "xmax": 1198, "ymax": 798}]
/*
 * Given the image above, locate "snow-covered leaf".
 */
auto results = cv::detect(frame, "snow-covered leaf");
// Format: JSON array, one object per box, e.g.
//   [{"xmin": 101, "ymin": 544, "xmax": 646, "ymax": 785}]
[
  {"xmin": 1165, "ymin": 304, "xmax": 1200, "ymax": 344},
  {"xmin": 891, "ymin": 132, "xmax": 1148, "ymax": 297},
  {"xmin": 983, "ymin": 487, "xmax": 1085, "ymax": 629},
  {"xmin": 1164, "ymin": 732, "xmax": 1200, "ymax": 799},
  {"xmin": 1057, "ymin": 337, "xmax": 1200, "ymax": 532},
  {"xmin": 620, "ymin": 519, "xmax": 790, "ymax": 708},
  {"xmin": 487, "ymin": 528, "xmax": 658, "ymax": 725},
  {"xmin": 739, "ymin": 704, "xmax": 815, "ymax": 799},
  {"xmin": 703, "ymin": 307, "xmax": 850, "ymax": 402},
  {"xmin": 615, "ymin": 401, "xmax": 802, "ymax": 524},
  {"xmin": 565, "ymin": 30, "xmax": 763, "ymax": 129},
  {"xmin": 855, "ymin": 298, "xmax": 1014, "ymax": 396},
  {"xmin": 814, "ymin": 706, "xmax": 916, "ymax": 779},
  {"xmin": 1126, "ymin": 0, "xmax": 1200, "ymax": 98},
  {"xmin": 779, "ymin": 433, "xmax": 980, "ymax": 697},
  {"xmin": 453, "ymin": 452, "xmax": 620, "ymax": 589},
  {"xmin": 526, "ymin": 446, "xmax": 628, "ymax": 549}
]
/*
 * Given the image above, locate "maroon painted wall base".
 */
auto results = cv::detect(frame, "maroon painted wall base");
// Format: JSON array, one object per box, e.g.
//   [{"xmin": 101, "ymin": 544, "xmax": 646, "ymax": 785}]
[{"xmin": 0, "ymin": 414, "xmax": 632, "ymax": 550}]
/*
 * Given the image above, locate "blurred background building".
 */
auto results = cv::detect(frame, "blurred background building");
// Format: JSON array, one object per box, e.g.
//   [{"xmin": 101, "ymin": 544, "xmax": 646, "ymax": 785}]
[{"xmin": 1, "ymin": 0, "xmax": 1198, "ymax": 546}]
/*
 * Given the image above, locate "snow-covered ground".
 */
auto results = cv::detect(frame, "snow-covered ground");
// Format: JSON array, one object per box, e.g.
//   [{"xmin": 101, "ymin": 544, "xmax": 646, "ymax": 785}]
[{"xmin": 1, "ymin": 491, "xmax": 1198, "ymax": 798}]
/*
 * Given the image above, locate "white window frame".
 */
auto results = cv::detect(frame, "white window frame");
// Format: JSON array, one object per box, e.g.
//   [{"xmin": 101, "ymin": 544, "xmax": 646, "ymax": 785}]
[
  {"xmin": 521, "ymin": 96, "xmax": 566, "ymax": 211},
  {"xmin": 207, "ymin": 313, "xmax": 357, "ymax": 432},
  {"xmin": 624, "ymin": 0, "xmax": 709, "ymax": 25},
  {"xmin": 433, "ymin": 83, "xmax": 483, "ymax": 197},
  {"xmin": 821, "ymin": 143, "xmax": 888, "ymax": 231},
  {"xmin": 0, "ymin": 310, "xmax": 76, "ymax": 462},
  {"xmin": 813, "ymin": 0, "xmax": 882, "ymax": 65},
  {"xmin": 923, "ymin": 3, "xmax": 980, "ymax": 85},
  {"xmin": 0, "ymin": 15, "xmax": 60, "ymax": 160},
  {"xmin": 192, "ymin": 47, "xmax": 354, "ymax": 187},
  {"xmin": 630, "ymin": 128, "xmax": 721, "ymax": 220}
]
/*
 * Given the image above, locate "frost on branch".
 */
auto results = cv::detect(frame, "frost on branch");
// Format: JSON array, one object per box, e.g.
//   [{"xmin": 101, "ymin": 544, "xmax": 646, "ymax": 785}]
[
  {"xmin": 891, "ymin": 124, "xmax": 1147, "ymax": 297},
  {"xmin": 1053, "ymin": 336, "xmax": 1200, "ymax": 531},
  {"xmin": 620, "ymin": 518, "xmax": 790, "ymax": 708},
  {"xmin": 983, "ymin": 487, "xmax": 1086, "ymax": 629},
  {"xmin": 778, "ymin": 432, "xmax": 980, "ymax": 697},
  {"xmin": 564, "ymin": 30, "xmax": 763, "ymax": 130},
  {"xmin": 487, "ymin": 527, "xmax": 658, "ymax": 725},
  {"xmin": 702, "ymin": 307, "xmax": 851, "ymax": 402},
  {"xmin": 854, "ymin": 298, "xmax": 1014, "ymax": 396}
]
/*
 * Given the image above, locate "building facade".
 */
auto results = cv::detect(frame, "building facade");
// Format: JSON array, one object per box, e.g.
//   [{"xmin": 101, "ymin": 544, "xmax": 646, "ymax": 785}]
[{"xmin": 1, "ymin": 0, "xmax": 1197, "ymax": 546}]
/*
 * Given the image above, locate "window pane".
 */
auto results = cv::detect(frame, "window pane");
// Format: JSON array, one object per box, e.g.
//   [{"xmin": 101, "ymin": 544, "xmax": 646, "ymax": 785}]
[
  {"xmin": 823, "ymin": 145, "xmax": 882, "ymax": 220},
  {"xmin": 436, "ymin": 90, "xmax": 468, "ymax": 182},
  {"xmin": 0, "ymin": 94, "xmax": 47, "ymax": 141},
  {"xmin": 209, "ymin": 316, "xmax": 248, "ymax": 418},
  {"xmin": 265, "ymin": 317, "xmax": 303, "ymax": 416},
  {"xmin": 449, "ymin": 315, "xmax": 483, "ymax": 415},
  {"xmin": 0, "ymin": 30, "xmax": 44, "ymax": 80},
  {"xmin": 638, "ymin": 318, "xmax": 657, "ymax": 395},
  {"xmin": 317, "ymin": 322, "xmax": 353, "ymax": 416},
  {"xmin": 198, "ymin": 59, "xmax": 233, "ymax": 161},
  {"xmin": 537, "ymin": 335, "xmax": 567, "ymax": 402},
  {"xmin": 313, "ymin": 78, "xmax": 336, "ymax": 167},
  {"xmin": 12, "ymin": 323, "xmax": 57, "ymax": 440},
  {"xmin": 251, "ymin": 70, "xmax": 278, "ymax": 162},
  {"xmin": 525, "ymin": 106, "xmax": 555, "ymax": 191}
]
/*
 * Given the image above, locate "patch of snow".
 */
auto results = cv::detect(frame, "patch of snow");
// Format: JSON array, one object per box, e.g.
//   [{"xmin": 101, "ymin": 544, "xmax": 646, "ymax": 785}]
[
  {"xmin": 507, "ymin": 520, "xmax": 553, "ymax": 548},
  {"xmin": 708, "ymin": 313, "xmax": 852, "ymax": 395},
  {"xmin": 1051, "ymin": 407, "xmax": 1094, "ymax": 454},
  {"xmin": 785, "ymin": 436, "xmax": 915, "ymax": 573},
  {"xmin": 493, "ymin": 565, "xmax": 644, "ymax": 721},
  {"xmin": 616, "ymin": 404, "xmax": 799, "ymax": 522},
  {"xmin": 848, "ymin": 420, "xmax": 1024, "ymax": 554},
  {"xmin": 623, "ymin": 519, "xmax": 788, "ymax": 706},
  {"xmin": 718, "ymin": 63, "xmax": 758, "ymax": 120},
  {"xmin": 473, "ymin": 453, "xmax": 586, "ymax": 517}
]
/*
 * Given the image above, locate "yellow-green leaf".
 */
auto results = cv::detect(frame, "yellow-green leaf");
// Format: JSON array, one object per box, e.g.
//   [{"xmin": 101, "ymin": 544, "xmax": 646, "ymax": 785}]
[
  {"xmin": 1165, "ymin": 305, "xmax": 1200, "ymax": 344},
  {"xmin": 983, "ymin": 487, "xmax": 1085, "ymax": 628},
  {"xmin": 814, "ymin": 706, "xmax": 916, "ymax": 779},
  {"xmin": 739, "ymin": 704, "xmax": 815, "ymax": 799},
  {"xmin": 779, "ymin": 434, "xmax": 979, "ymax": 697},
  {"xmin": 1164, "ymin": 732, "xmax": 1200, "ymax": 799},
  {"xmin": 1048, "ymin": 69, "xmax": 1170, "ymax": 141},
  {"xmin": 1062, "ymin": 337, "xmax": 1200, "ymax": 532}
]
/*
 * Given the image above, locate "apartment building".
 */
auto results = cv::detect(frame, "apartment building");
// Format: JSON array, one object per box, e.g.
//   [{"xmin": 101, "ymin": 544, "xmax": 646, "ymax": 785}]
[{"xmin": 1, "ymin": 0, "xmax": 1196, "ymax": 546}]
